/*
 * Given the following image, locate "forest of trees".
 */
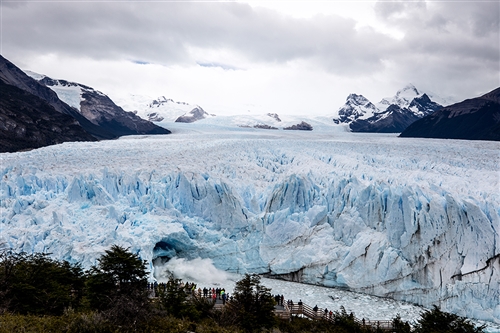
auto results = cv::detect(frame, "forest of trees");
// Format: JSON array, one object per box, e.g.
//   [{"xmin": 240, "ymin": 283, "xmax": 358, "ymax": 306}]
[{"xmin": 0, "ymin": 246, "xmax": 486, "ymax": 333}]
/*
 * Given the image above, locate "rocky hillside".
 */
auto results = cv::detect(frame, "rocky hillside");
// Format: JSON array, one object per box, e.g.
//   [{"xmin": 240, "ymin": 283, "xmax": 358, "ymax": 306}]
[
  {"xmin": 0, "ymin": 56, "xmax": 114, "ymax": 140},
  {"xmin": 400, "ymin": 87, "xmax": 500, "ymax": 141},
  {"xmin": 0, "ymin": 78, "xmax": 96, "ymax": 153}
]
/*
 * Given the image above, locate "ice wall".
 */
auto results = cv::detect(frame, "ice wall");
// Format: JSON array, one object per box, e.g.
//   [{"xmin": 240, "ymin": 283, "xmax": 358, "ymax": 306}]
[
  {"xmin": 1, "ymin": 131, "xmax": 499, "ymax": 323},
  {"xmin": 261, "ymin": 174, "xmax": 499, "ymax": 323}
]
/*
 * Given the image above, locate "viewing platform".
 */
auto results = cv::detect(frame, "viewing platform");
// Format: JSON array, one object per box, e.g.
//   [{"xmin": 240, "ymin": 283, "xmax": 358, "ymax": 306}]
[{"xmin": 275, "ymin": 300, "xmax": 393, "ymax": 330}]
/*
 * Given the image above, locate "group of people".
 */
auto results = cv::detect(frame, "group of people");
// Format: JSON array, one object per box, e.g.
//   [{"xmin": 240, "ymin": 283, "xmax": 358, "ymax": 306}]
[
  {"xmin": 146, "ymin": 281, "xmax": 231, "ymax": 304},
  {"xmin": 312, "ymin": 305, "xmax": 334, "ymax": 320},
  {"xmin": 274, "ymin": 294, "xmax": 285, "ymax": 306},
  {"xmin": 201, "ymin": 287, "xmax": 229, "ymax": 304},
  {"xmin": 146, "ymin": 281, "xmax": 199, "ymax": 297}
]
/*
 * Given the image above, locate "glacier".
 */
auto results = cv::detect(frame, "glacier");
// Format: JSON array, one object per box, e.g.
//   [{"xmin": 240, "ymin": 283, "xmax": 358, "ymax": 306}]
[{"xmin": 1, "ymin": 123, "xmax": 499, "ymax": 324}]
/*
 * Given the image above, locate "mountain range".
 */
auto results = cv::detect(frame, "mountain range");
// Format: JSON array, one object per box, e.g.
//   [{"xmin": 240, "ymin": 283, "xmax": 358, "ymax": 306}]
[
  {"xmin": 1, "ymin": 54, "xmax": 498, "ymax": 152},
  {"xmin": 333, "ymin": 84, "xmax": 444, "ymax": 133},
  {"xmin": 119, "ymin": 95, "xmax": 212, "ymax": 124},
  {"xmin": 118, "ymin": 94, "xmax": 318, "ymax": 131}
]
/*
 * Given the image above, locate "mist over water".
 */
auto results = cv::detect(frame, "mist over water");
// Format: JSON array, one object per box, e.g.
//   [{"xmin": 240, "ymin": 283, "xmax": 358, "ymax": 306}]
[{"xmin": 154, "ymin": 257, "xmax": 239, "ymax": 287}]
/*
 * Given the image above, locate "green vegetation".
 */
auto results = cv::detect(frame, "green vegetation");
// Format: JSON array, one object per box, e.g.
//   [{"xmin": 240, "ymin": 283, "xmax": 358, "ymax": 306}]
[
  {"xmin": 413, "ymin": 305, "xmax": 486, "ymax": 333},
  {"xmin": 157, "ymin": 275, "xmax": 213, "ymax": 321},
  {"xmin": 85, "ymin": 245, "xmax": 151, "ymax": 329},
  {"xmin": 0, "ymin": 247, "xmax": 487, "ymax": 333},
  {"xmin": 0, "ymin": 251, "xmax": 84, "ymax": 315},
  {"xmin": 225, "ymin": 273, "xmax": 276, "ymax": 332}
]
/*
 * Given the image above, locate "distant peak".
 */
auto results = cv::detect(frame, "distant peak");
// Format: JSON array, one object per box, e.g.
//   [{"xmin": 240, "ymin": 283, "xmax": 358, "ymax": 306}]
[
  {"xmin": 396, "ymin": 83, "xmax": 420, "ymax": 96},
  {"xmin": 149, "ymin": 96, "xmax": 190, "ymax": 107},
  {"xmin": 347, "ymin": 93, "xmax": 361, "ymax": 99},
  {"xmin": 346, "ymin": 93, "xmax": 370, "ymax": 104},
  {"xmin": 347, "ymin": 93, "xmax": 364, "ymax": 99}
]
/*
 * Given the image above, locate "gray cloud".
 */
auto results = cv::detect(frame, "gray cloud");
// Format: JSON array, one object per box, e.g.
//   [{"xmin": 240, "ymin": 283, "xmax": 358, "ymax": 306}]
[
  {"xmin": 2, "ymin": 2, "xmax": 394, "ymax": 75},
  {"xmin": 2, "ymin": 0, "xmax": 498, "ymax": 101},
  {"xmin": 373, "ymin": 0, "xmax": 499, "ymax": 98}
]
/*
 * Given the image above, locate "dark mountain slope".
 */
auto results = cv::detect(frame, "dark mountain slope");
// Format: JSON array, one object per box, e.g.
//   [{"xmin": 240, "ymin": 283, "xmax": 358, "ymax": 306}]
[
  {"xmin": 0, "ymin": 55, "xmax": 115, "ymax": 139},
  {"xmin": 0, "ymin": 80, "xmax": 96, "ymax": 153},
  {"xmin": 350, "ymin": 105, "xmax": 421, "ymax": 133},
  {"xmin": 400, "ymin": 87, "xmax": 500, "ymax": 141}
]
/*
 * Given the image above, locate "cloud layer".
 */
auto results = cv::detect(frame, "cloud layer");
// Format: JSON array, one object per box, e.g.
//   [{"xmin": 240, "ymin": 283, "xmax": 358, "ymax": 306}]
[{"xmin": 2, "ymin": 1, "xmax": 498, "ymax": 113}]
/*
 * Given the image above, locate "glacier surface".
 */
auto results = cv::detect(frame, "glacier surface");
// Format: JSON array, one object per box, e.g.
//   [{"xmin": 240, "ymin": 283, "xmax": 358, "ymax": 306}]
[{"xmin": 1, "ymin": 123, "xmax": 499, "ymax": 324}]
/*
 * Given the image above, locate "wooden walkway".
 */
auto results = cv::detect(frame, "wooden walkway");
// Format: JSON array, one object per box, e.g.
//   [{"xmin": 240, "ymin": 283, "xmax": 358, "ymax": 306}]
[{"xmin": 275, "ymin": 301, "xmax": 393, "ymax": 330}]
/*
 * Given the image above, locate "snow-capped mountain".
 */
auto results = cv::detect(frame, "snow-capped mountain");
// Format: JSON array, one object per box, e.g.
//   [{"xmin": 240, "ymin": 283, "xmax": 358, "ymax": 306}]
[
  {"xmin": 1, "ymin": 125, "xmax": 498, "ymax": 325},
  {"xmin": 25, "ymin": 72, "xmax": 170, "ymax": 137},
  {"xmin": 175, "ymin": 106, "xmax": 210, "ymax": 123},
  {"xmin": 333, "ymin": 94, "xmax": 377, "ymax": 124},
  {"xmin": 407, "ymin": 93, "xmax": 443, "ymax": 117},
  {"xmin": 144, "ymin": 96, "xmax": 197, "ymax": 122},
  {"xmin": 119, "ymin": 95, "xmax": 212, "ymax": 124},
  {"xmin": 376, "ymin": 84, "xmax": 443, "ymax": 118},
  {"xmin": 334, "ymin": 84, "xmax": 443, "ymax": 133},
  {"xmin": 377, "ymin": 83, "xmax": 422, "ymax": 112},
  {"xmin": 197, "ymin": 112, "xmax": 328, "ymax": 131},
  {"xmin": 35, "ymin": 76, "xmax": 103, "ymax": 113},
  {"xmin": 116, "ymin": 94, "xmax": 326, "ymax": 131}
]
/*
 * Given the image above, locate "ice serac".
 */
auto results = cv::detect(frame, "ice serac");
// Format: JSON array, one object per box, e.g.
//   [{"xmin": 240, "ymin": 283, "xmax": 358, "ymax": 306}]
[{"xmin": 0, "ymin": 132, "xmax": 498, "ymax": 324}]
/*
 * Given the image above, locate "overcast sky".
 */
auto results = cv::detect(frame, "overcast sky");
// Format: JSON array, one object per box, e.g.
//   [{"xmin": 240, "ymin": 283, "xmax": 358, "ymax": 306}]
[{"xmin": 1, "ymin": 0, "xmax": 499, "ymax": 116}]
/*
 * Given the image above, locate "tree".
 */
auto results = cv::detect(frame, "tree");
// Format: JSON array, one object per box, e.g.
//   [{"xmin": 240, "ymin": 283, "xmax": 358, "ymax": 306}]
[
  {"xmin": 392, "ymin": 313, "xmax": 411, "ymax": 333},
  {"xmin": 0, "ymin": 251, "xmax": 84, "ymax": 315},
  {"xmin": 85, "ymin": 245, "xmax": 150, "ymax": 327},
  {"xmin": 158, "ymin": 276, "xmax": 191, "ymax": 317},
  {"xmin": 158, "ymin": 275, "xmax": 212, "ymax": 321},
  {"xmin": 330, "ymin": 306, "xmax": 363, "ymax": 332},
  {"xmin": 229, "ymin": 273, "xmax": 276, "ymax": 332},
  {"xmin": 413, "ymin": 305, "xmax": 485, "ymax": 333}
]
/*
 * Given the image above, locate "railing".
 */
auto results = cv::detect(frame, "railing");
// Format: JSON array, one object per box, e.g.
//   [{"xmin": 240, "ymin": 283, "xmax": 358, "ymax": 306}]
[
  {"xmin": 289, "ymin": 303, "xmax": 319, "ymax": 320},
  {"xmin": 287, "ymin": 301, "xmax": 393, "ymax": 330},
  {"xmin": 274, "ymin": 301, "xmax": 291, "ymax": 319}
]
